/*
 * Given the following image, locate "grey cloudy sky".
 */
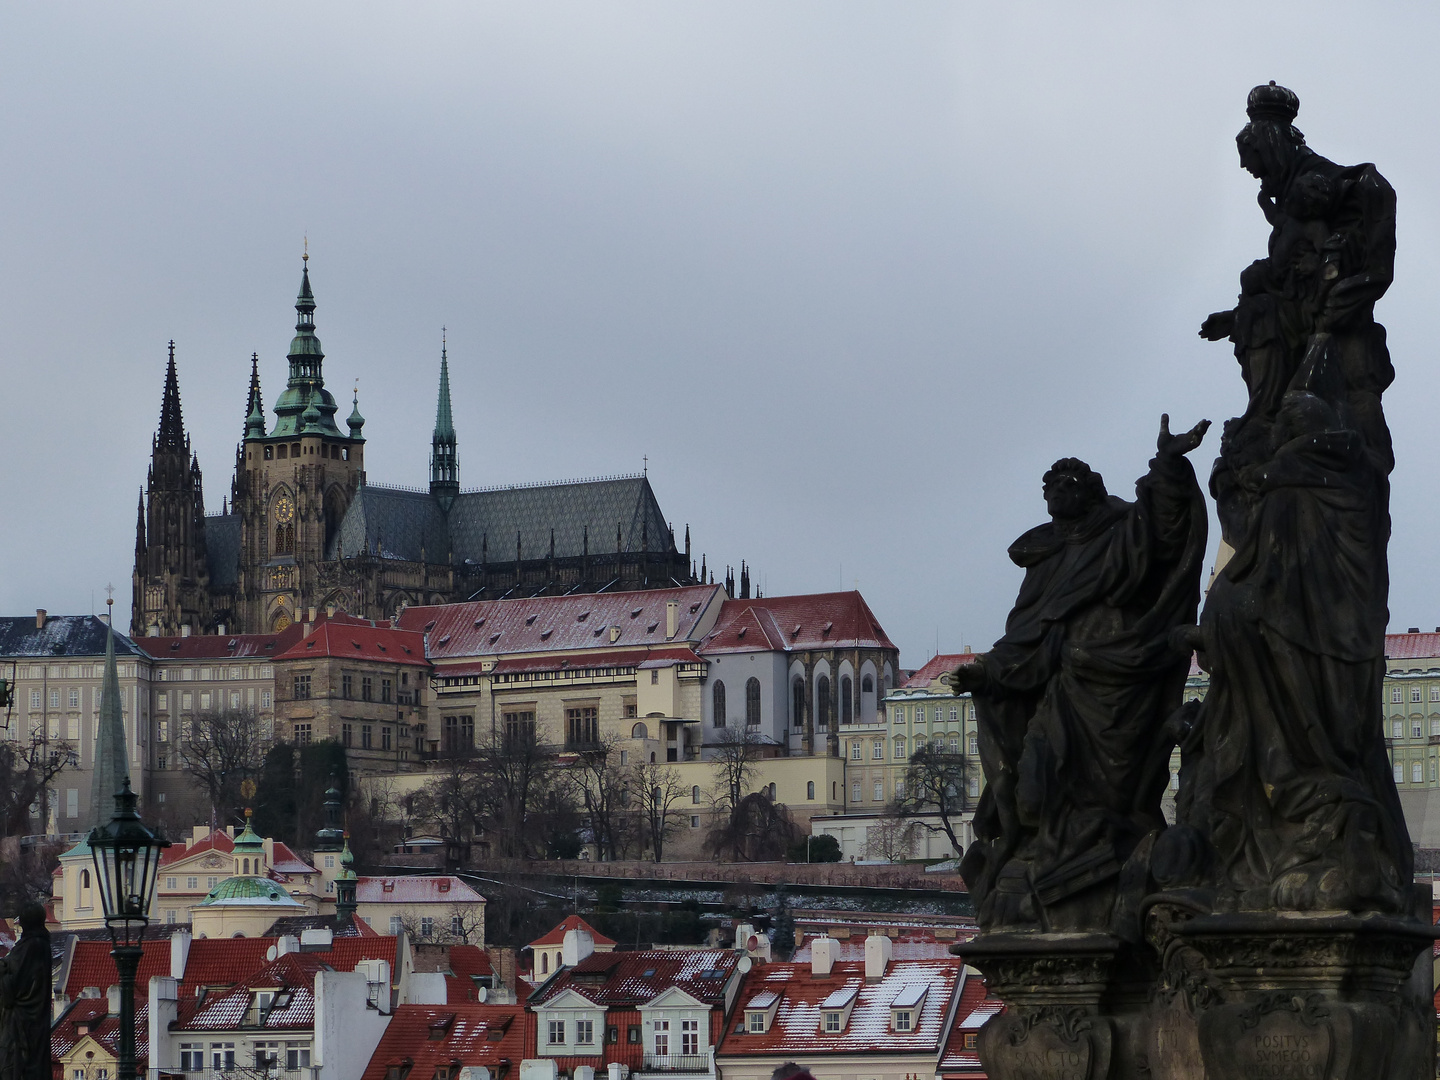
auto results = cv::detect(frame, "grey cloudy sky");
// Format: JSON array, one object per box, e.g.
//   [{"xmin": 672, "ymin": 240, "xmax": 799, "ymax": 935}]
[{"xmin": 3, "ymin": 3, "xmax": 1439, "ymax": 667}]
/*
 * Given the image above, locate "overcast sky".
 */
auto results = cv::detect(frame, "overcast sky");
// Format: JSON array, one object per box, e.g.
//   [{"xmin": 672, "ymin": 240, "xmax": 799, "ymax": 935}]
[{"xmin": 3, "ymin": 3, "xmax": 1439, "ymax": 667}]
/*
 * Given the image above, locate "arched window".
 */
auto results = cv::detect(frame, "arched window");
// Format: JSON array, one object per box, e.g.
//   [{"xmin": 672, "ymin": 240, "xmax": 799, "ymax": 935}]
[
  {"xmin": 806, "ymin": 781, "xmax": 816, "ymax": 800},
  {"xmin": 841, "ymin": 676, "xmax": 853, "ymax": 724},
  {"xmin": 768, "ymin": 783, "xmax": 777, "ymax": 800},
  {"xmin": 832, "ymin": 781, "xmax": 838, "ymax": 800},
  {"xmin": 862, "ymin": 674, "xmax": 874, "ymax": 694},
  {"xmin": 817, "ymin": 677, "xmax": 831, "ymax": 728},
  {"xmin": 894, "ymin": 735, "xmax": 906, "ymax": 758},
  {"xmin": 275, "ymin": 523, "xmax": 295, "ymax": 556},
  {"xmin": 541, "ymin": 953, "xmax": 549, "ymax": 974},
  {"xmin": 692, "ymin": 785, "xmax": 701, "ymax": 804},
  {"xmin": 631, "ymin": 722, "xmax": 648, "ymax": 740},
  {"xmin": 792, "ymin": 677, "xmax": 805, "ymax": 727},
  {"xmin": 713, "ymin": 681, "xmax": 727, "ymax": 728},
  {"xmin": 745, "ymin": 678, "xmax": 761, "ymax": 727},
  {"xmin": 915, "ymin": 733, "xmax": 927, "ymax": 754}
]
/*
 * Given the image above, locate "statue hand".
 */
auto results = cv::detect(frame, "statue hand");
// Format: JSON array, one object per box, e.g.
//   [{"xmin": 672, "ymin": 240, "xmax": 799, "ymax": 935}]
[
  {"xmin": 946, "ymin": 662, "xmax": 987, "ymax": 695},
  {"xmin": 1157, "ymin": 414, "xmax": 1211, "ymax": 458},
  {"xmin": 1199, "ymin": 310, "xmax": 1235, "ymax": 341}
]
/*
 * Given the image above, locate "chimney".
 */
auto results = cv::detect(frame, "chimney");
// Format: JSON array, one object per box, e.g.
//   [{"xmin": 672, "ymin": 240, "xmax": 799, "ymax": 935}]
[
  {"xmin": 666, "ymin": 600, "xmax": 678, "ymax": 640},
  {"xmin": 561, "ymin": 928, "xmax": 595, "ymax": 968},
  {"xmin": 300, "ymin": 927, "xmax": 334, "ymax": 950},
  {"xmin": 170, "ymin": 929, "xmax": 192, "ymax": 979},
  {"xmin": 180, "ymin": 624, "xmax": 191, "ymax": 638},
  {"xmin": 106, "ymin": 985, "xmax": 122, "ymax": 1015},
  {"xmin": 277, "ymin": 935, "xmax": 301, "ymax": 957},
  {"xmin": 35, "ymin": 609, "xmax": 46, "ymax": 629},
  {"xmin": 811, "ymin": 935, "xmax": 837, "ymax": 977},
  {"xmin": 608, "ymin": 1065, "xmax": 628, "ymax": 1080},
  {"xmin": 864, "ymin": 933, "xmax": 892, "ymax": 982}
]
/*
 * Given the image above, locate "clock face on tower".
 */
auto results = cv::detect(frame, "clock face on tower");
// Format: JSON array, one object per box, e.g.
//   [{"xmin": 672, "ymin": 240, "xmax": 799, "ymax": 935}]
[{"xmin": 273, "ymin": 494, "xmax": 295, "ymax": 524}]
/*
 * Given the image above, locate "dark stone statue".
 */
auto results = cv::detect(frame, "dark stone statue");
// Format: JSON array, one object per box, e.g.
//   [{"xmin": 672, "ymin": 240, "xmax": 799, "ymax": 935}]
[
  {"xmin": 951, "ymin": 415, "xmax": 1209, "ymax": 932},
  {"xmin": 1169, "ymin": 82, "xmax": 1412, "ymax": 915},
  {"xmin": 0, "ymin": 904, "xmax": 52, "ymax": 1080}
]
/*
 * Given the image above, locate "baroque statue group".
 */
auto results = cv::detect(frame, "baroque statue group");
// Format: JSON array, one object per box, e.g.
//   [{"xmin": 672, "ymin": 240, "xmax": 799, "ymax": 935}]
[{"xmin": 953, "ymin": 85, "xmax": 1432, "ymax": 1080}]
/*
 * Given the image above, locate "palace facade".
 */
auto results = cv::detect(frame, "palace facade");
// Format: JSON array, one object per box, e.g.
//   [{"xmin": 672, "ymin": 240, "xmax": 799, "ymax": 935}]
[{"xmin": 132, "ymin": 259, "xmax": 699, "ymax": 637}]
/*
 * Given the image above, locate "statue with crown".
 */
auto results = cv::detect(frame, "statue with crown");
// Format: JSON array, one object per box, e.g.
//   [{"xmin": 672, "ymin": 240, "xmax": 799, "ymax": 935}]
[{"xmin": 954, "ymin": 84, "xmax": 1434, "ymax": 1080}]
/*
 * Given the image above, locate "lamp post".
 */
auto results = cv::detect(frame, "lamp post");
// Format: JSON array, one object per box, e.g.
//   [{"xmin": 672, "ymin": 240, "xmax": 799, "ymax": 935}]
[{"xmin": 89, "ymin": 778, "xmax": 169, "ymax": 1080}]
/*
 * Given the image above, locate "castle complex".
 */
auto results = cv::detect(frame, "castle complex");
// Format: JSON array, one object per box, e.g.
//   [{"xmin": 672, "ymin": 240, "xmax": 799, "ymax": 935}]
[{"xmin": 132, "ymin": 259, "xmax": 698, "ymax": 637}]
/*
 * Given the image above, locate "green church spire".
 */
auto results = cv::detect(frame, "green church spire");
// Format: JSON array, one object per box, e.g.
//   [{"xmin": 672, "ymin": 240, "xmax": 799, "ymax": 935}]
[
  {"xmin": 88, "ymin": 600, "xmax": 131, "ymax": 831},
  {"xmin": 270, "ymin": 250, "xmax": 343, "ymax": 438},
  {"xmin": 429, "ymin": 329, "xmax": 459, "ymax": 509}
]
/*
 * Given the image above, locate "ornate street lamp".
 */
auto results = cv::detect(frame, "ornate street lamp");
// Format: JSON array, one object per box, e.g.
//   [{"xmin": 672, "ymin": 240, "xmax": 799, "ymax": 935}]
[{"xmin": 89, "ymin": 779, "xmax": 170, "ymax": 1080}]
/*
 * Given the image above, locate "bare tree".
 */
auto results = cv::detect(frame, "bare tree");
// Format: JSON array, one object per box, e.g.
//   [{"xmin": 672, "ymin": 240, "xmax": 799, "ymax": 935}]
[
  {"xmin": 410, "ymin": 747, "xmax": 485, "ymax": 844},
  {"xmin": 894, "ymin": 743, "xmax": 972, "ymax": 856},
  {"xmin": 632, "ymin": 760, "xmax": 687, "ymax": 862},
  {"xmin": 472, "ymin": 725, "xmax": 562, "ymax": 858},
  {"xmin": 709, "ymin": 727, "xmax": 767, "ymax": 821},
  {"xmin": 0, "ymin": 729, "xmax": 73, "ymax": 837},
  {"xmin": 393, "ymin": 901, "xmax": 486, "ymax": 944},
  {"xmin": 563, "ymin": 739, "xmax": 632, "ymax": 861},
  {"xmin": 706, "ymin": 791, "xmax": 799, "ymax": 862},
  {"xmin": 176, "ymin": 708, "xmax": 273, "ymax": 826},
  {"xmin": 864, "ymin": 808, "xmax": 922, "ymax": 863}
]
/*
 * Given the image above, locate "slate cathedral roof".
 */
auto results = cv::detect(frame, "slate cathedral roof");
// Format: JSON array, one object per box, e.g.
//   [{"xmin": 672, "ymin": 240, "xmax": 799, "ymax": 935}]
[{"xmin": 332, "ymin": 474, "xmax": 677, "ymax": 567}]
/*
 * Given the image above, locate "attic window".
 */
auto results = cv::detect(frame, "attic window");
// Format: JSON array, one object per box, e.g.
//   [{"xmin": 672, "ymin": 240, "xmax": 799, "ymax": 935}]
[
  {"xmin": 438, "ymin": 880, "xmax": 451, "ymax": 892},
  {"xmin": 823, "ymin": 1010, "xmax": 843, "ymax": 1033},
  {"xmin": 378, "ymin": 643, "xmax": 387, "ymax": 652},
  {"xmin": 792, "ymin": 625, "xmax": 801, "ymax": 638},
  {"xmin": 647, "ymin": 623, "xmax": 658, "ymax": 634},
  {"xmin": 736, "ymin": 628, "xmax": 747, "ymax": 639},
  {"xmin": 353, "ymin": 641, "xmax": 362, "ymax": 649},
  {"xmin": 541, "ymin": 629, "xmax": 553, "ymax": 640},
  {"xmin": 631, "ymin": 608, "xmax": 643, "ymax": 619},
  {"xmin": 593, "ymin": 627, "xmax": 605, "ymax": 637},
  {"xmin": 526, "ymin": 615, "xmax": 538, "ymax": 625},
  {"xmin": 438, "ymin": 635, "xmax": 451, "ymax": 645},
  {"xmin": 170, "ymin": 642, "xmax": 180, "ymax": 650},
  {"xmin": 425, "ymin": 620, "xmax": 437, "ymax": 632},
  {"xmin": 428, "ymin": 1014, "xmax": 456, "ymax": 1040},
  {"xmin": 577, "ymin": 611, "xmax": 590, "ymax": 622},
  {"xmin": 228, "ymin": 639, "xmax": 238, "ymax": 648},
  {"xmin": 689, "ymin": 604, "xmax": 700, "ymax": 613},
  {"xmin": 642, "ymin": 968, "xmax": 657, "ymax": 978},
  {"xmin": 382, "ymin": 880, "xmax": 395, "ymax": 892},
  {"xmin": 473, "ymin": 618, "xmax": 486, "ymax": 628},
  {"xmin": 403, "ymin": 646, "xmax": 412, "ymax": 654},
  {"xmin": 490, "ymin": 633, "xmax": 501, "ymax": 644},
  {"xmin": 306, "ymin": 641, "xmax": 316, "ymax": 649},
  {"xmin": 824, "ymin": 621, "xmax": 834, "ymax": 635}
]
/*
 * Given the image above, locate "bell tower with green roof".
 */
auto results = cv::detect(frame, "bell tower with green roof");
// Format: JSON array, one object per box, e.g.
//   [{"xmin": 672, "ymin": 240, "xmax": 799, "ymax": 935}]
[
  {"xmin": 429, "ymin": 330, "xmax": 459, "ymax": 510},
  {"xmin": 232, "ymin": 253, "xmax": 367, "ymax": 634}
]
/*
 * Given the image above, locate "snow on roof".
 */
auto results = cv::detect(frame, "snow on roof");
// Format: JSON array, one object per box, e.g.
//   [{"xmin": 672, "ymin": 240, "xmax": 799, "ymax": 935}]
[
  {"xmin": 355, "ymin": 876, "xmax": 485, "ymax": 904},
  {"xmin": 532, "ymin": 949, "xmax": 738, "ymax": 1009},
  {"xmin": 719, "ymin": 959, "xmax": 964, "ymax": 1057},
  {"xmin": 747, "ymin": 991, "xmax": 779, "ymax": 1010},
  {"xmin": 937, "ymin": 974, "xmax": 1001, "ymax": 1075},
  {"xmin": 360, "ymin": 1005, "xmax": 529, "ymax": 1080},
  {"xmin": 820, "ymin": 986, "xmax": 857, "ymax": 1009}
]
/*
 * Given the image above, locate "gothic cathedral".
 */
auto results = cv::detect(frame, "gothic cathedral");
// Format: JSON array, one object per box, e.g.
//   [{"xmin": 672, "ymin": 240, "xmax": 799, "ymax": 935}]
[{"xmin": 132, "ymin": 259, "xmax": 698, "ymax": 637}]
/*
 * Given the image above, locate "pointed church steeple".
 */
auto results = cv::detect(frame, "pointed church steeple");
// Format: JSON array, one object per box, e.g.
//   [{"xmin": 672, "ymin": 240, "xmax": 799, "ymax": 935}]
[
  {"xmin": 157, "ymin": 341, "xmax": 187, "ymax": 451},
  {"xmin": 271, "ymin": 251, "xmax": 343, "ymax": 437},
  {"xmin": 88, "ymin": 601, "xmax": 132, "ymax": 830},
  {"xmin": 135, "ymin": 490, "xmax": 147, "ymax": 557},
  {"xmin": 245, "ymin": 353, "xmax": 266, "ymax": 438},
  {"xmin": 429, "ymin": 329, "xmax": 459, "ymax": 510}
]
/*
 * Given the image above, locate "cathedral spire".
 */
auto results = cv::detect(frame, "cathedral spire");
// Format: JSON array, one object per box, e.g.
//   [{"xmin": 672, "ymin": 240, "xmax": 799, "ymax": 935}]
[
  {"xmin": 157, "ymin": 341, "xmax": 186, "ymax": 451},
  {"xmin": 271, "ymin": 253, "xmax": 342, "ymax": 437},
  {"xmin": 429, "ymin": 329, "xmax": 459, "ymax": 509},
  {"xmin": 245, "ymin": 353, "xmax": 266, "ymax": 438},
  {"xmin": 88, "ymin": 601, "xmax": 131, "ymax": 830},
  {"xmin": 135, "ymin": 490, "xmax": 147, "ymax": 557}
]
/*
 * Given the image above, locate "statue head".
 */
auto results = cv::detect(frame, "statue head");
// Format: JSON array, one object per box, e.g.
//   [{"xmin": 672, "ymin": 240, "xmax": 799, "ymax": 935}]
[
  {"xmin": 1237, "ymin": 83, "xmax": 1307, "ymax": 193},
  {"xmin": 1043, "ymin": 458, "xmax": 1107, "ymax": 522},
  {"xmin": 16, "ymin": 902, "xmax": 47, "ymax": 938}
]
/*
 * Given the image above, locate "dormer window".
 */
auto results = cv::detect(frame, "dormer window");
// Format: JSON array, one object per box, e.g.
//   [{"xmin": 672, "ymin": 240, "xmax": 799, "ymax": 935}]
[
  {"xmin": 819, "ymin": 985, "xmax": 857, "ymax": 1034},
  {"xmin": 747, "ymin": 1011, "xmax": 766, "ymax": 1033},
  {"xmin": 823, "ymin": 1011, "xmax": 842, "ymax": 1032},
  {"xmin": 890, "ymin": 984, "xmax": 926, "ymax": 1032},
  {"xmin": 744, "ymin": 990, "xmax": 778, "ymax": 1034}
]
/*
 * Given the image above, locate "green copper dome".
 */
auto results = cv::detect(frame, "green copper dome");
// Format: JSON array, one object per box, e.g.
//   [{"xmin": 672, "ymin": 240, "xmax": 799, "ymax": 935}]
[
  {"xmin": 199, "ymin": 876, "xmax": 304, "ymax": 906},
  {"xmin": 270, "ymin": 257, "xmax": 343, "ymax": 439}
]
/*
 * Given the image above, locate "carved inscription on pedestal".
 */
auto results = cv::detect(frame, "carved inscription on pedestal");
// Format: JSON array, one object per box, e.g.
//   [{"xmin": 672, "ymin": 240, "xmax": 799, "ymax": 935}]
[
  {"xmin": 1149, "ymin": 1003, "xmax": 1204, "ymax": 1080},
  {"xmin": 1201, "ymin": 996, "xmax": 1333, "ymax": 1080},
  {"xmin": 982, "ymin": 1008, "xmax": 1110, "ymax": 1080}
]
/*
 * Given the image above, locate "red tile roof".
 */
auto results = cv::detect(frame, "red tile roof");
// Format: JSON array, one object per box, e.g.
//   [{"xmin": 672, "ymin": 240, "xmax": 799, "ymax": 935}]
[
  {"xmin": 271, "ymin": 842, "xmax": 318, "ymax": 875},
  {"xmin": 1386, "ymin": 632, "xmax": 1440, "ymax": 660},
  {"xmin": 528, "ymin": 915, "xmax": 617, "ymax": 949},
  {"xmin": 902, "ymin": 654, "xmax": 977, "ymax": 689},
  {"xmin": 52, "ymin": 999, "xmax": 150, "ymax": 1071},
  {"xmin": 716, "ymin": 958, "xmax": 964, "ymax": 1058},
  {"xmin": 445, "ymin": 945, "xmax": 495, "ymax": 1004},
  {"xmin": 531, "ymin": 949, "xmax": 739, "ymax": 1008},
  {"xmin": 360, "ymin": 1005, "xmax": 530, "ymax": 1080},
  {"xmin": 701, "ymin": 593, "xmax": 897, "ymax": 655},
  {"xmin": 178, "ymin": 937, "xmax": 279, "ymax": 998},
  {"xmin": 355, "ymin": 876, "xmax": 485, "ymax": 904},
  {"xmin": 937, "ymin": 972, "xmax": 999, "ymax": 1076},
  {"xmin": 134, "ymin": 616, "xmax": 368, "ymax": 660},
  {"xmin": 398, "ymin": 586, "xmax": 724, "ymax": 660},
  {"xmin": 275, "ymin": 621, "xmax": 429, "ymax": 666},
  {"xmin": 160, "ymin": 827, "xmax": 235, "ymax": 866},
  {"xmin": 64, "ymin": 939, "xmax": 172, "ymax": 1000}
]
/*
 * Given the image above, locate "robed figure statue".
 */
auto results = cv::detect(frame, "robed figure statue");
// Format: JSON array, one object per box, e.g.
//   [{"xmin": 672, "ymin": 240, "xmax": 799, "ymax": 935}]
[
  {"xmin": 952, "ymin": 416, "xmax": 1209, "ymax": 932},
  {"xmin": 1171, "ymin": 83, "xmax": 1411, "ymax": 914},
  {"xmin": 0, "ymin": 904, "xmax": 52, "ymax": 1080}
]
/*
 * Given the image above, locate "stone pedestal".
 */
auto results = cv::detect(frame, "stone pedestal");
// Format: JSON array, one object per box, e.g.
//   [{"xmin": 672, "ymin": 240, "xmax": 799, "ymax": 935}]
[
  {"xmin": 1143, "ymin": 904, "xmax": 1435, "ymax": 1080},
  {"xmin": 957, "ymin": 933, "xmax": 1156, "ymax": 1080}
]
